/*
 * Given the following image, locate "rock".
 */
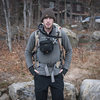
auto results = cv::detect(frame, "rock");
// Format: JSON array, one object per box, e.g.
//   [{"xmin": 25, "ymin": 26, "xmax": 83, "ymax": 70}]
[
  {"xmin": 8, "ymin": 80, "xmax": 78, "ymax": 100},
  {"xmin": 0, "ymin": 93, "xmax": 9, "ymax": 100},
  {"xmin": 0, "ymin": 88, "xmax": 8, "ymax": 94},
  {"xmin": 71, "ymin": 24, "xmax": 78, "ymax": 29},
  {"xmin": 92, "ymin": 31, "xmax": 100, "ymax": 41},
  {"xmin": 0, "ymin": 92, "xmax": 1, "ymax": 97},
  {"xmin": 53, "ymin": 23, "xmax": 79, "ymax": 47},
  {"xmin": 64, "ymin": 82, "xmax": 78, "ymax": 100},
  {"xmin": 78, "ymin": 34, "xmax": 90, "ymax": 43},
  {"xmin": 62, "ymin": 28, "xmax": 79, "ymax": 47},
  {"xmin": 8, "ymin": 80, "xmax": 35, "ymax": 100},
  {"xmin": 79, "ymin": 79, "xmax": 100, "ymax": 100}
]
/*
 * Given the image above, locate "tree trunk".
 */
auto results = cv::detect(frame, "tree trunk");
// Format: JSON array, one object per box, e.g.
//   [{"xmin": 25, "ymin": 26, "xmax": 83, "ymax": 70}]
[
  {"xmin": 28, "ymin": 0, "xmax": 32, "ymax": 36},
  {"xmin": 89, "ymin": 0, "xmax": 95, "ymax": 31},
  {"xmin": 64, "ymin": 0, "xmax": 67, "ymax": 24},
  {"xmin": 89, "ymin": 8, "xmax": 95, "ymax": 31},
  {"xmin": 23, "ymin": 0, "xmax": 27, "ymax": 42},
  {"xmin": 2, "ymin": 0, "xmax": 12, "ymax": 52},
  {"xmin": 70, "ymin": 0, "xmax": 73, "ymax": 25},
  {"xmin": 15, "ymin": 0, "xmax": 20, "ymax": 41},
  {"xmin": 38, "ymin": 0, "xmax": 40, "ymax": 25},
  {"xmin": 57, "ymin": 0, "xmax": 60, "ymax": 25}
]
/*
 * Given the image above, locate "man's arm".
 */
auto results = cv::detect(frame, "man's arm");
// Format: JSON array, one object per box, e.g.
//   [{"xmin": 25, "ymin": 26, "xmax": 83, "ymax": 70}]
[
  {"xmin": 25, "ymin": 32, "xmax": 36, "ymax": 75},
  {"xmin": 61, "ymin": 29, "xmax": 72, "ymax": 75}
]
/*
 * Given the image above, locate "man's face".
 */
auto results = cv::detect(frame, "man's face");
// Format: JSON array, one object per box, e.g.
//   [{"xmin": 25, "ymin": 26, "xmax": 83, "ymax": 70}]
[{"xmin": 43, "ymin": 17, "xmax": 54, "ymax": 29}]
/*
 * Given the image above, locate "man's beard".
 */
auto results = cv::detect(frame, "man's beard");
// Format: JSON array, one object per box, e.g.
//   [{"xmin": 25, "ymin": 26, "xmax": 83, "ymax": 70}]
[{"xmin": 45, "ymin": 23, "xmax": 52, "ymax": 29}]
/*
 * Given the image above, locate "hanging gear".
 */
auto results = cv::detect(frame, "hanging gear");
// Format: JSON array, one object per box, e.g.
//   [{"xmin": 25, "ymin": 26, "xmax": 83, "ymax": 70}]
[{"xmin": 39, "ymin": 38, "xmax": 54, "ymax": 54}]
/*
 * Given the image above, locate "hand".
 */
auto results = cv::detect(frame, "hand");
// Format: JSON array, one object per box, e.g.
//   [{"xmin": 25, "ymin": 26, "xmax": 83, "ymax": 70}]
[
  {"xmin": 62, "ymin": 68, "xmax": 68, "ymax": 75},
  {"xmin": 59, "ymin": 68, "xmax": 68, "ymax": 75},
  {"xmin": 29, "ymin": 66, "xmax": 39, "ymax": 76},
  {"xmin": 59, "ymin": 69, "xmax": 63, "ymax": 73},
  {"xmin": 34, "ymin": 69, "xmax": 39, "ymax": 74}
]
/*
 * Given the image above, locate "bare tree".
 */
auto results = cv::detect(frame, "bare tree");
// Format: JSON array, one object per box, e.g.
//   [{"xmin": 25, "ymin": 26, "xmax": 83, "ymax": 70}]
[
  {"xmin": 69, "ymin": 0, "xmax": 73, "ymax": 25},
  {"xmin": 57, "ymin": 0, "xmax": 60, "ymax": 24},
  {"xmin": 23, "ymin": 0, "xmax": 27, "ymax": 43},
  {"xmin": 89, "ymin": 0, "xmax": 95, "ymax": 31},
  {"xmin": 2, "ymin": 0, "xmax": 12, "ymax": 52},
  {"xmin": 28, "ymin": 0, "xmax": 33, "ymax": 36},
  {"xmin": 64, "ymin": 0, "xmax": 67, "ymax": 24},
  {"xmin": 38, "ymin": 0, "xmax": 40, "ymax": 25}
]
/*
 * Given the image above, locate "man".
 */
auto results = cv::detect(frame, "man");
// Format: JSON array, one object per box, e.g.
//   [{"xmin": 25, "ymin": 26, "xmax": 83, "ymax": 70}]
[{"xmin": 25, "ymin": 8, "xmax": 72, "ymax": 100}]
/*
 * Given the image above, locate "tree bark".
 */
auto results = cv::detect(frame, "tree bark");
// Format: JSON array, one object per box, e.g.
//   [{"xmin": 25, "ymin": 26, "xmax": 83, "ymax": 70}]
[
  {"xmin": 57, "ymin": 0, "xmax": 60, "ymax": 24},
  {"xmin": 23, "ymin": 0, "xmax": 27, "ymax": 42},
  {"xmin": 38, "ymin": 0, "xmax": 40, "ymax": 25},
  {"xmin": 64, "ymin": 0, "xmax": 67, "ymax": 24},
  {"xmin": 28, "ymin": 0, "xmax": 32, "ymax": 36},
  {"xmin": 2, "ymin": 0, "xmax": 12, "ymax": 52},
  {"xmin": 89, "ymin": 0, "xmax": 95, "ymax": 31},
  {"xmin": 70, "ymin": 0, "xmax": 73, "ymax": 25}
]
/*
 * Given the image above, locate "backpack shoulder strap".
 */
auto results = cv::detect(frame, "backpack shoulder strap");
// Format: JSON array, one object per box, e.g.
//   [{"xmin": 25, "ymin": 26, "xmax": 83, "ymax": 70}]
[
  {"xmin": 34, "ymin": 30, "xmax": 40, "ymax": 52},
  {"xmin": 55, "ymin": 25, "xmax": 62, "ymax": 51},
  {"xmin": 55, "ymin": 26, "xmax": 65, "ymax": 65}
]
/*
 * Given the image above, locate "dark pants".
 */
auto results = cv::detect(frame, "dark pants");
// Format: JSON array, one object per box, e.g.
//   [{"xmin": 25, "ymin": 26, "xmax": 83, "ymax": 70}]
[{"xmin": 34, "ymin": 73, "xmax": 64, "ymax": 100}]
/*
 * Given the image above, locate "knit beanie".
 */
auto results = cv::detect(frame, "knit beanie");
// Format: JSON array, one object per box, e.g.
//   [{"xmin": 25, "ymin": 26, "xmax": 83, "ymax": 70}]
[{"xmin": 41, "ymin": 8, "xmax": 56, "ymax": 22}]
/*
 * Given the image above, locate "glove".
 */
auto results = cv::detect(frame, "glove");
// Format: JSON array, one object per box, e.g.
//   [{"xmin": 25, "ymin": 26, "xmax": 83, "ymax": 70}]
[
  {"xmin": 62, "ymin": 68, "xmax": 68, "ymax": 75},
  {"xmin": 29, "ymin": 66, "xmax": 36, "ymax": 76}
]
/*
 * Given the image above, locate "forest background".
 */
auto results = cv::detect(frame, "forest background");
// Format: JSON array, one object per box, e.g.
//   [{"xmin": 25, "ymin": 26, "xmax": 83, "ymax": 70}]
[{"xmin": 0, "ymin": 0, "xmax": 100, "ymax": 90}]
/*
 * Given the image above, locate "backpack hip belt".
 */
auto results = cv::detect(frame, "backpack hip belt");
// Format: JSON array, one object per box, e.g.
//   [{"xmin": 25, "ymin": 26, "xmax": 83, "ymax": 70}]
[
  {"xmin": 35, "ymin": 60, "xmax": 61, "ymax": 83},
  {"xmin": 35, "ymin": 60, "xmax": 62, "ymax": 69}
]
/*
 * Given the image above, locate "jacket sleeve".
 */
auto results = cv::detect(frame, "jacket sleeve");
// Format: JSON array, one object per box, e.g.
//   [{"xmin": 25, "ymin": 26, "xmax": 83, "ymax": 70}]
[
  {"xmin": 25, "ymin": 32, "xmax": 35, "ymax": 68},
  {"xmin": 61, "ymin": 29, "xmax": 72, "ymax": 70}
]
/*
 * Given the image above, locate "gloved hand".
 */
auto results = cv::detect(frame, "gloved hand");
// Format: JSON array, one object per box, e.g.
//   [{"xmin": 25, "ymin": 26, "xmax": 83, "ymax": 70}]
[
  {"xmin": 62, "ymin": 68, "xmax": 68, "ymax": 75},
  {"xmin": 29, "ymin": 66, "xmax": 36, "ymax": 76}
]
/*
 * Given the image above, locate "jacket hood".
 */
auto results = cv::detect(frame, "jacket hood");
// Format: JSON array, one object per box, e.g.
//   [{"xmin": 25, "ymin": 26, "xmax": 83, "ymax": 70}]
[{"xmin": 38, "ymin": 23, "xmax": 45, "ymax": 34}]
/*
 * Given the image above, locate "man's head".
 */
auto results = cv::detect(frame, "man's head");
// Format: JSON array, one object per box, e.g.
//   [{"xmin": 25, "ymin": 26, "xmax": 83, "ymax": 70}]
[
  {"xmin": 41, "ymin": 8, "xmax": 56, "ymax": 22},
  {"xmin": 41, "ymin": 8, "xmax": 56, "ymax": 31}
]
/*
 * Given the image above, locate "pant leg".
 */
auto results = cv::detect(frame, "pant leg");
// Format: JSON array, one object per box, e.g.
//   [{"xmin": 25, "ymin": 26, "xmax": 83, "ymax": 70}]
[
  {"xmin": 34, "ymin": 75, "xmax": 49, "ymax": 100},
  {"xmin": 50, "ymin": 73, "xmax": 64, "ymax": 100}
]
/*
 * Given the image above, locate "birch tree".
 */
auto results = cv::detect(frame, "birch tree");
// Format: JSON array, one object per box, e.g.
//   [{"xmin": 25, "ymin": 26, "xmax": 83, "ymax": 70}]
[
  {"xmin": 23, "ymin": 0, "xmax": 27, "ymax": 43},
  {"xmin": 2, "ymin": 0, "xmax": 12, "ymax": 52}
]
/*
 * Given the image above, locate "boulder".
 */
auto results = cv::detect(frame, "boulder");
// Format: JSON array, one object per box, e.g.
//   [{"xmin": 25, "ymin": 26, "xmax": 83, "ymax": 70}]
[
  {"xmin": 8, "ymin": 80, "xmax": 78, "ymax": 100},
  {"xmin": 92, "ymin": 31, "xmax": 100, "ymax": 41},
  {"xmin": 62, "ymin": 28, "xmax": 79, "ymax": 47},
  {"xmin": 77, "ymin": 34, "xmax": 90, "ymax": 43},
  {"xmin": 0, "ymin": 93, "xmax": 9, "ymax": 100},
  {"xmin": 64, "ymin": 82, "xmax": 78, "ymax": 100},
  {"xmin": 8, "ymin": 80, "xmax": 35, "ymax": 100},
  {"xmin": 53, "ymin": 23, "xmax": 79, "ymax": 47},
  {"xmin": 79, "ymin": 79, "xmax": 100, "ymax": 100}
]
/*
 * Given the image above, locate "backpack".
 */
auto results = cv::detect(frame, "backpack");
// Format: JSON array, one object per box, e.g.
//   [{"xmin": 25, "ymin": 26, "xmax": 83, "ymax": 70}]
[{"xmin": 33, "ymin": 23, "xmax": 65, "ymax": 67}]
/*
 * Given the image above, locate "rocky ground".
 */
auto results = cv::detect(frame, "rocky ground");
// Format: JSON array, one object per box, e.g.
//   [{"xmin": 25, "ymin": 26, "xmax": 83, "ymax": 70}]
[{"xmin": 0, "ymin": 38, "xmax": 100, "ymax": 91}]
